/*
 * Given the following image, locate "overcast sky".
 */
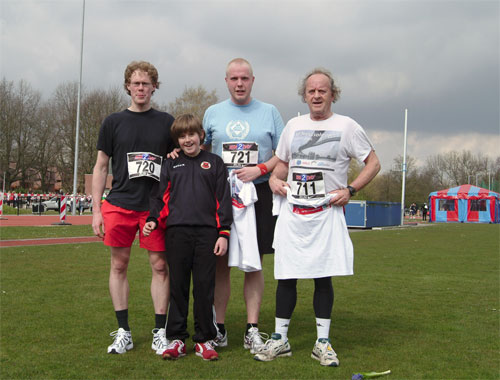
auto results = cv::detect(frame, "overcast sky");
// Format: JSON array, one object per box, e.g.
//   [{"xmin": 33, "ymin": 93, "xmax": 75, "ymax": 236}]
[{"xmin": 1, "ymin": 0, "xmax": 499, "ymax": 171}]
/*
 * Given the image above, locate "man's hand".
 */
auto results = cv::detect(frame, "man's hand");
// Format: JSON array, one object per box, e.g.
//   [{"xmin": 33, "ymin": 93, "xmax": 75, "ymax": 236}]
[
  {"xmin": 329, "ymin": 188, "xmax": 351, "ymax": 207},
  {"xmin": 269, "ymin": 175, "xmax": 289, "ymax": 197},
  {"xmin": 233, "ymin": 166, "xmax": 261, "ymax": 183},
  {"xmin": 92, "ymin": 211, "xmax": 105, "ymax": 238},
  {"xmin": 167, "ymin": 148, "xmax": 181, "ymax": 159},
  {"xmin": 143, "ymin": 221, "xmax": 157, "ymax": 237},
  {"xmin": 214, "ymin": 237, "xmax": 228, "ymax": 256}
]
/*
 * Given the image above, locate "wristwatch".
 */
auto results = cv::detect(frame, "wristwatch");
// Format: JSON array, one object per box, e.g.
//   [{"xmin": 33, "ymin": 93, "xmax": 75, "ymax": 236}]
[{"xmin": 347, "ymin": 185, "xmax": 357, "ymax": 196}]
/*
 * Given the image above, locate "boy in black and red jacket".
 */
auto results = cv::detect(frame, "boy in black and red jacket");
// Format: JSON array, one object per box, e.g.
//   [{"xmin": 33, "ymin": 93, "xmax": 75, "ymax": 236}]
[{"xmin": 143, "ymin": 114, "xmax": 232, "ymax": 361}]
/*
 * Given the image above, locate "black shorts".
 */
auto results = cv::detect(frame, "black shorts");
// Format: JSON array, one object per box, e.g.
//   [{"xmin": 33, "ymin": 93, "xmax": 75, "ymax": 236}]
[{"xmin": 254, "ymin": 182, "xmax": 277, "ymax": 254}]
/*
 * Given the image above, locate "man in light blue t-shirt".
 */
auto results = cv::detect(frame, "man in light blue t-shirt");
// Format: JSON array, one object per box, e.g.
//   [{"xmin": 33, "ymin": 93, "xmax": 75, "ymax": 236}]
[{"xmin": 203, "ymin": 58, "xmax": 285, "ymax": 354}]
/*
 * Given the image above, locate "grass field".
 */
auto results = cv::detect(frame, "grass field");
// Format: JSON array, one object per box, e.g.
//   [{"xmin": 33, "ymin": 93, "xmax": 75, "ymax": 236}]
[{"xmin": 1, "ymin": 223, "xmax": 499, "ymax": 379}]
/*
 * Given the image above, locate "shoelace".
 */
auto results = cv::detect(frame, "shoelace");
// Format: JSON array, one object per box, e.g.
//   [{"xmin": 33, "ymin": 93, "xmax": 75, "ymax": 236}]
[
  {"xmin": 152, "ymin": 329, "xmax": 167, "ymax": 343},
  {"xmin": 166, "ymin": 340, "xmax": 182, "ymax": 349},
  {"xmin": 110, "ymin": 330, "xmax": 127, "ymax": 339},
  {"xmin": 249, "ymin": 330, "xmax": 269, "ymax": 345},
  {"xmin": 203, "ymin": 341, "xmax": 215, "ymax": 351}
]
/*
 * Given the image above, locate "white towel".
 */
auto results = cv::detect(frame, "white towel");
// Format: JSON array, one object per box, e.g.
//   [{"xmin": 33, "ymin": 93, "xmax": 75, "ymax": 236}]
[
  {"xmin": 272, "ymin": 188, "xmax": 353, "ymax": 279},
  {"xmin": 228, "ymin": 171, "xmax": 261, "ymax": 272}
]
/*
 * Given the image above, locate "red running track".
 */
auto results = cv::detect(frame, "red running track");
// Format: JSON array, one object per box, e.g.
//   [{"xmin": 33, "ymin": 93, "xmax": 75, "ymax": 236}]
[{"xmin": 0, "ymin": 215, "xmax": 103, "ymax": 248}]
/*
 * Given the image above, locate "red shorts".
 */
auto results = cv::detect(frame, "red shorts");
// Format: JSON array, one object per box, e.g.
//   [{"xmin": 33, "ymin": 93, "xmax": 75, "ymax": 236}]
[{"xmin": 101, "ymin": 201, "xmax": 166, "ymax": 251}]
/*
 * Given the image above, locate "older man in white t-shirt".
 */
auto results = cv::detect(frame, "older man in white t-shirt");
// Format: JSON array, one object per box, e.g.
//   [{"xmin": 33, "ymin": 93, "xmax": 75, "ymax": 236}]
[{"xmin": 254, "ymin": 68, "xmax": 380, "ymax": 367}]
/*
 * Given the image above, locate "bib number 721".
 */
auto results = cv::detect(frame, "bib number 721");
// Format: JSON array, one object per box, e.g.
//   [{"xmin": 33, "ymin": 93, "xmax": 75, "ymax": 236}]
[{"xmin": 222, "ymin": 142, "xmax": 258, "ymax": 167}]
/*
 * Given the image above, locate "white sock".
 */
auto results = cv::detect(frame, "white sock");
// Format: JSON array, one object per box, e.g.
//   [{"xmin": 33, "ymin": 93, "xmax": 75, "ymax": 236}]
[
  {"xmin": 275, "ymin": 318, "xmax": 290, "ymax": 340},
  {"xmin": 316, "ymin": 318, "xmax": 331, "ymax": 340}
]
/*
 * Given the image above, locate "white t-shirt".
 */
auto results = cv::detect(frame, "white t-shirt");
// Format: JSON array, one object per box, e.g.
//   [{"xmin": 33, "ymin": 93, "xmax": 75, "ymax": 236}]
[
  {"xmin": 272, "ymin": 112, "xmax": 374, "ymax": 278},
  {"xmin": 276, "ymin": 113, "xmax": 374, "ymax": 195}
]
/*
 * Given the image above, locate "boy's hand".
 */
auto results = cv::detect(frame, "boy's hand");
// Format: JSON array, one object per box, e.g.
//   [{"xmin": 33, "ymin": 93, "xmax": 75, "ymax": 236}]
[
  {"xmin": 213, "ymin": 237, "xmax": 228, "ymax": 256},
  {"xmin": 143, "ymin": 221, "xmax": 157, "ymax": 237}
]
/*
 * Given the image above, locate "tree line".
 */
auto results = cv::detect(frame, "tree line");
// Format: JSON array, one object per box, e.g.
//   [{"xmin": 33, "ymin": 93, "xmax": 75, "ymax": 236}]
[{"xmin": 1, "ymin": 78, "xmax": 498, "ymax": 206}]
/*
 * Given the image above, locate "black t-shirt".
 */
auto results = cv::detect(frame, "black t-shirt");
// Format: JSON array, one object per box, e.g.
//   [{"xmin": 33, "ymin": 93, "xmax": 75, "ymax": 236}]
[
  {"xmin": 96, "ymin": 108, "xmax": 175, "ymax": 211},
  {"xmin": 149, "ymin": 150, "xmax": 233, "ymax": 231}
]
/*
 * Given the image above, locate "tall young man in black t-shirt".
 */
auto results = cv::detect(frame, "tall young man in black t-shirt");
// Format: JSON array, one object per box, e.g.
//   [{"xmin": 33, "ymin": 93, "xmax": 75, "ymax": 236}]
[{"xmin": 92, "ymin": 61, "xmax": 175, "ymax": 355}]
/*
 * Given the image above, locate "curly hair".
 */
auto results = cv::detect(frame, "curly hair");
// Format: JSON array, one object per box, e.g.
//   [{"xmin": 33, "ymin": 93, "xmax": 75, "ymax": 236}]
[
  {"xmin": 123, "ymin": 61, "xmax": 160, "ymax": 95},
  {"xmin": 298, "ymin": 67, "xmax": 341, "ymax": 103}
]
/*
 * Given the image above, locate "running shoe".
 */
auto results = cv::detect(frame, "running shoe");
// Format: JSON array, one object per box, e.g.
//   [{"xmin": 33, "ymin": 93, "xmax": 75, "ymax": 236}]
[
  {"xmin": 194, "ymin": 341, "xmax": 219, "ymax": 361},
  {"xmin": 244, "ymin": 327, "xmax": 269, "ymax": 354},
  {"xmin": 152, "ymin": 328, "xmax": 169, "ymax": 355},
  {"xmin": 311, "ymin": 338, "xmax": 339, "ymax": 367},
  {"xmin": 107, "ymin": 328, "xmax": 133, "ymax": 354},
  {"xmin": 214, "ymin": 329, "xmax": 228, "ymax": 347},
  {"xmin": 162, "ymin": 339, "xmax": 186, "ymax": 360},
  {"xmin": 253, "ymin": 333, "xmax": 292, "ymax": 362}
]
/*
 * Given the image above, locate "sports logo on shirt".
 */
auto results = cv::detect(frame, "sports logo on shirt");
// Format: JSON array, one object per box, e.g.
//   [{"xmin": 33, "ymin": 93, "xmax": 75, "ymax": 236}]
[
  {"xmin": 226, "ymin": 120, "xmax": 250, "ymax": 139},
  {"xmin": 201, "ymin": 161, "xmax": 211, "ymax": 169}
]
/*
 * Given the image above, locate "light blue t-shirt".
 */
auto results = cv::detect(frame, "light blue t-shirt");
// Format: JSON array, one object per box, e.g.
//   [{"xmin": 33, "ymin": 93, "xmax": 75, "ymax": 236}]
[{"xmin": 203, "ymin": 98, "xmax": 285, "ymax": 184}]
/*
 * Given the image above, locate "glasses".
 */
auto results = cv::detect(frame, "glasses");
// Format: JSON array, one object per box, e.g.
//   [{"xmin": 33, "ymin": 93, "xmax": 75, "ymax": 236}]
[{"xmin": 130, "ymin": 81, "xmax": 152, "ymax": 88}]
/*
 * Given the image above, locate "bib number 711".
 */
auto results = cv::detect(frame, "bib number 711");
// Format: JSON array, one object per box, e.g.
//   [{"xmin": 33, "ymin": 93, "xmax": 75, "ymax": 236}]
[{"xmin": 290, "ymin": 171, "xmax": 326, "ymax": 199}]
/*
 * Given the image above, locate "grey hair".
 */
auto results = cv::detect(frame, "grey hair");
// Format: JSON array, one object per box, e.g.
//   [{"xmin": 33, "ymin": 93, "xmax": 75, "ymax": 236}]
[{"xmin": 298, "ymin": 67, "xmax": 341, "ymax": 103}]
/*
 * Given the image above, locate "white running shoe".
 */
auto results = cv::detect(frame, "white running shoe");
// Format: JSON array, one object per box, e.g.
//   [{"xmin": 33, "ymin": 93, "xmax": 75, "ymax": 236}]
[
  {"xmin": 151, "ymin": 328, "xmax": 170, "ymax": 355},
  {"xmin": 253, "ymin": 333, "xmax": 292, "ymax": 362},
  {"xmin": 214, "ymin": 329, "xmax": 228, "ymax": 347},
  {"xmin": 244, "ymin": 327, "xmax": 269, "ymax": 354},
  {"xmin": 107, "ymin": 328, "xmax": 133, "ymax": 354},
  {"xmin": 311, "ymin": 338, "xmax": 339, "ymax": 367}
]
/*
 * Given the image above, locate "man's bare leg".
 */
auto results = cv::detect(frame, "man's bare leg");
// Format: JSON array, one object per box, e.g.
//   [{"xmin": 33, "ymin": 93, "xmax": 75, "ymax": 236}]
[
  {"xmin": 214, "ymin": 254, "xmax": 231, "ymax": 324},
  {"xmin": 244, "ymin": 254, "xmax": 264, "ymax": 324},
  {"xmin": 148, "ymin": 251, "xmax": 169, "ymax": 314},
  {"xmin": 109, "ymin": 246, "xmax": 131, "ymax": 311}
]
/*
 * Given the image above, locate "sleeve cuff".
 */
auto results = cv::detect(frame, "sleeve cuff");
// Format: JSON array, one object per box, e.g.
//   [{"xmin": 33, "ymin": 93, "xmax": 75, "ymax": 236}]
[
  {"xmin": 218, "ymin": 228, "xmax": 231, "ymax": 240},
  {"xmin": 146, "ymin": 216, "xmax": 159, "ymax": 230}
]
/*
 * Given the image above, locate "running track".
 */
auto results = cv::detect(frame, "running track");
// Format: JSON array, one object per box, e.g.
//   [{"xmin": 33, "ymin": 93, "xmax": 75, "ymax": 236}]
[{"xmin": 0, "ymin": 215, "xmax": 102, "ymax": 248}]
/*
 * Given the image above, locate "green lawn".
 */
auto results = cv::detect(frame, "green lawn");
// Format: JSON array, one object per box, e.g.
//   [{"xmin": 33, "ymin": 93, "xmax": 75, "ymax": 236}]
[{"xmin": 1, "ymin": 223, "xmax": 499, "ymax": 379}]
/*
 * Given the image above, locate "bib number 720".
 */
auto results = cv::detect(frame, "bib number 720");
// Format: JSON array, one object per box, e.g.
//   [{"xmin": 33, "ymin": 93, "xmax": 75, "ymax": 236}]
[{"xmin": 127, "ymin": 152, "xmax": 162, "ymax": 181}]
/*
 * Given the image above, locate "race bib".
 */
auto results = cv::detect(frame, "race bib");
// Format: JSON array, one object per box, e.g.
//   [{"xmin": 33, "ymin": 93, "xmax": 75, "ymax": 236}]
[
  {"xmin": 290, "ymin": 171, "xmax": 326, "ymax": 199},
  {"xmin": 127, "ymin": 152, "xmax": 162, "ymax": 181},
  {"xmin": 222, "ymin": 142, "xmax": 259, "ymax": 167}
]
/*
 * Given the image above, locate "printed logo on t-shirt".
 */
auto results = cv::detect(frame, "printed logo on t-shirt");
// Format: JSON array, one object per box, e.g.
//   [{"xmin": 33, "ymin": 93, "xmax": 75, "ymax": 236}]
[
  {"xmin": 200, "ymin": 161, "xmax": 211, "ymax": 170},
  {"xmin": 226, "ymin": 120, "xmax": 250, "ymax": 140},
  {"xmin": 290, "ymin": 130, "xmax": 341, "ymax": 171}
]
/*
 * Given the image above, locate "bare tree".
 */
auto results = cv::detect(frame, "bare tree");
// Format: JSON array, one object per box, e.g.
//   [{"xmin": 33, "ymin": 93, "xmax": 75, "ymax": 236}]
[
  {"xmin": 79, "ymin": 86, "xmax": 127, "ymax": 184},
  {"xmin": 0, "ymin": 78, "xmax": 15, "ymax": 186},
  {"xmin": 49, "ymin": 81, "xmax": 80, "ymax": 191},
  {"xmin": 424, "ymin": 150, "xmax": 489, "ymax": 188},
  {"xmin": 167, "ymin": 85, "xmax": 218, "ymax": 120},
  {"xmin": 32, "ymin": 104, "xmax": 60, "ymax": 191},
  {"xmin": 0, "ymin": 78, "xmax": 41, "ymax": 190}
]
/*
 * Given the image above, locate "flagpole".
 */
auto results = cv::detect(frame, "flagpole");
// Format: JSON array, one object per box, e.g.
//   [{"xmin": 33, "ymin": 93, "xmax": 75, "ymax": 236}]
[
  {"xmin": 71, "ymin": 0, "xmax": 85, "ymax": 215},
  {"xmin": 400, "ymin": 109, "xmax": 408, "ymax": 226}
]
